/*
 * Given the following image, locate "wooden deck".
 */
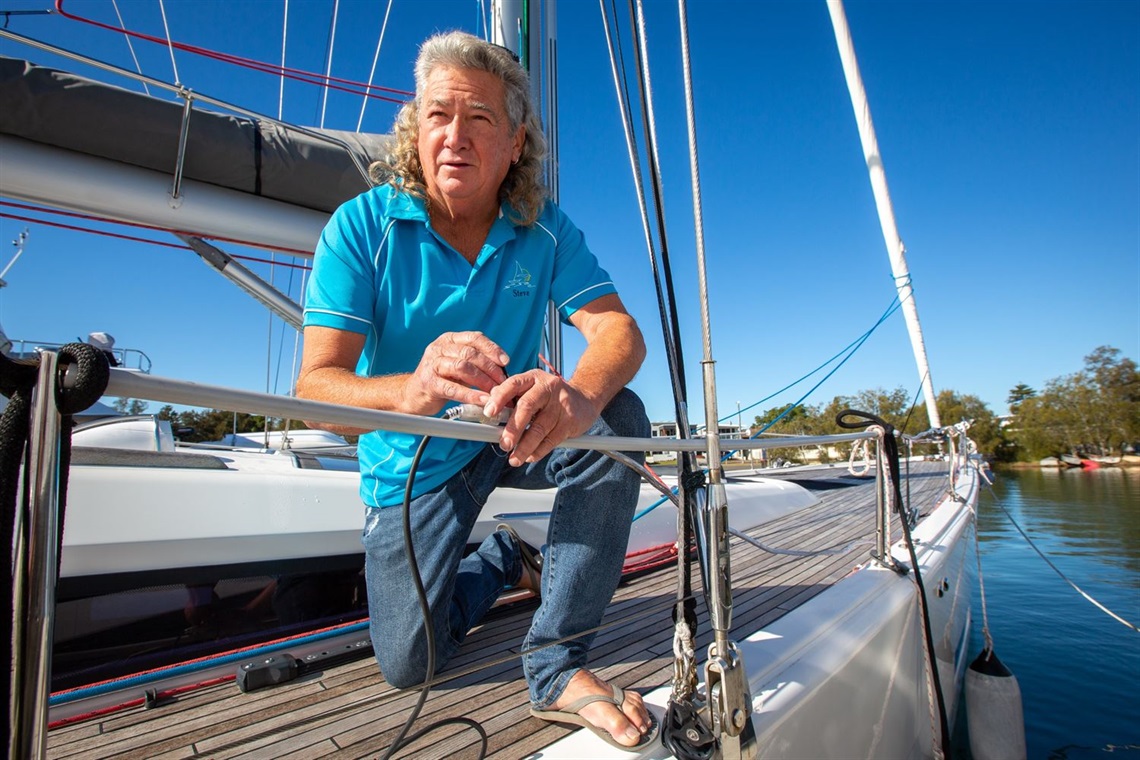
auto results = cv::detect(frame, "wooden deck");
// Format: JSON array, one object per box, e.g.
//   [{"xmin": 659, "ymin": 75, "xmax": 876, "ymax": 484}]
[{"xmin": 45, "ymin": 462, "xmax": 952, "ymax": 759}]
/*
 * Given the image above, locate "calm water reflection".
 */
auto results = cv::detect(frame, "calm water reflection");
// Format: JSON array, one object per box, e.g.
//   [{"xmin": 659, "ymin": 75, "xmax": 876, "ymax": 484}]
[{"xmin": 973, "ymin": 468, "xmax": 1139, "ymax": 758}]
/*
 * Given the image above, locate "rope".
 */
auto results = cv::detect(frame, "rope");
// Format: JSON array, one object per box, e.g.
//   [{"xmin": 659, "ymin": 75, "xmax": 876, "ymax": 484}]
[
  {"xmin": 719, "ymin": 296, "xmax": 903, "ymax": 463},
  {"xmin": 848, "ymin": 438, "xmax": 871, "ymax": 476},
  {"xmin": 836, "ymin": 409, "xmax": 952, "ymax": 758},
  {"xmin": 730, "ymin": 527, "xmax": 872, "ymax": 558}
]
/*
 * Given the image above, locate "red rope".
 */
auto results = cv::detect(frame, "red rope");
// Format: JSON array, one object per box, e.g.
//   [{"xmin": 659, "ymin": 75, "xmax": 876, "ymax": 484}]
[
  {"xmin": 54, "ymin": 0, "xmax": 413, "ymax": 105},
  {"xmin": 0, "ymin": 202, "xmax": 313, "ymax": 268}
]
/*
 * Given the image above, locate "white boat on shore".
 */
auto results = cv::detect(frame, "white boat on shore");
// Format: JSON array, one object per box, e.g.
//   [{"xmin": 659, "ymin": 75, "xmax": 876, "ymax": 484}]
[{"xmin": 2, "ymin": 2, "xmax": 985, "ymax": 757}]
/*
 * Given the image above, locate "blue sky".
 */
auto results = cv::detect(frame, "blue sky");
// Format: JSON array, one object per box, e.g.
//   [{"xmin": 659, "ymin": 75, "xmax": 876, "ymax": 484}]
[{"xmin": 0, "ymin": 0, "xmax": 1136, "ymax": 426}]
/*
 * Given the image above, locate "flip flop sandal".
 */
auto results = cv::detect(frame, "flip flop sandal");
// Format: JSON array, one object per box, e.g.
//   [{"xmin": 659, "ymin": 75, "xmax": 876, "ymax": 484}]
[
  {"xmin": 497, "ymin": 523, "xmax": 543, "ymax": 595},
  {"xmin": 529, "ymin": 684, "xmax": 660, "ymax": 750}
]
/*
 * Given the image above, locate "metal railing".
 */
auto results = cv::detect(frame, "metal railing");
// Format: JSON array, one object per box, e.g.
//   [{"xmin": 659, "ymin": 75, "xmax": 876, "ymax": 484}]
[
  {"xmin": 13, "ymin": 356, "xmax": 908, "ymax": 757},
  {"xmin": 7, "ymin": 339, "xmax": 152, "ymax": 374}
]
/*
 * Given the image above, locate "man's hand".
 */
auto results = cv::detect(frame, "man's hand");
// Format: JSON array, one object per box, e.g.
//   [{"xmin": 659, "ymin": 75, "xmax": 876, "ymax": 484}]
[
  {"xmin": 404, "ymin": 331, "xmax": 511, "ymax": 415},
  {"xmin": 297, "ymin": 327, "xmax": 510, "ymax": 433},
  {"xmin": 484, "ymin": 369, "xmax": 600, "ymax": 467}
]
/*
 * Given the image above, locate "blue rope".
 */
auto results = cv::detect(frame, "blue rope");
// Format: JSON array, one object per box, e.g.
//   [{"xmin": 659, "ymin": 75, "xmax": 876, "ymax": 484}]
[
  {"xmin": 633, "ymin": 296, "xmax": 903, "ymax": 520},
  {"xmin": 718, "ymin": 296, "xmax": 902, "ymax": 461}
]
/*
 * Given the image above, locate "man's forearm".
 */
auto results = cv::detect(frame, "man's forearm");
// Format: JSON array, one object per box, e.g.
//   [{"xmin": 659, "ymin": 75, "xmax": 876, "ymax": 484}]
[
  {"xmin": 566, "ymin": 313, "xmax": 646, "ymax": 417},
  {"xmin": 295, "ymin": 367, "xmax": 413, "ymax": 434}
]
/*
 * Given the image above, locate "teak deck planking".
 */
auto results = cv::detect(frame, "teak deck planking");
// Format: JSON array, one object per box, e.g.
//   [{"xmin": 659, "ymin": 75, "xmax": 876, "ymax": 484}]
[{"xmin": 46, "ymin": 463, "xmax": 952, "ymax": 759}]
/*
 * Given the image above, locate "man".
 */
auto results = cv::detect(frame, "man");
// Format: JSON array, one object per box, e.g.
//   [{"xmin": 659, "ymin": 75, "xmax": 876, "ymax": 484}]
[{"xmin": 297, "ymin": 32, "xmax": 656, "ymax": 749}]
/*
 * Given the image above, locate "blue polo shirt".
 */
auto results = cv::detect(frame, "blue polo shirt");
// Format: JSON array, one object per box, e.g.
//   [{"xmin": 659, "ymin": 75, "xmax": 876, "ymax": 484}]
[{"xmin": 303, "ymin": 184, "xmax": 617, "ymax": 507}]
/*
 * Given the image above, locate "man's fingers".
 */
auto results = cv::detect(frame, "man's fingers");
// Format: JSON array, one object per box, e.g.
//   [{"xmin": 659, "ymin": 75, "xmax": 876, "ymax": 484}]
[
  {"xmin": 445, "ymin": 346, "xmax": 507, "ymax": 391},
  {"xmin": 448, "ymin": 331, "xmax": 509, "ymax": 368}
]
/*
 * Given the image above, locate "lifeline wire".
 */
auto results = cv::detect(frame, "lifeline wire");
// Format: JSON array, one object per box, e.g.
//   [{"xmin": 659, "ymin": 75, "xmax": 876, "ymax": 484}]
[{"xmin": 980, "ymin": 477, "xmax": 1139, "ymax": 633}]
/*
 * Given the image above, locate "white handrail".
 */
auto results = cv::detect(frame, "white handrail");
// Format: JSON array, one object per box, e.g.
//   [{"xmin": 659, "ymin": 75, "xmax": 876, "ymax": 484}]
[{"xmin": 100, "ymin": 368, "xmax": 877, "ymax": 454}]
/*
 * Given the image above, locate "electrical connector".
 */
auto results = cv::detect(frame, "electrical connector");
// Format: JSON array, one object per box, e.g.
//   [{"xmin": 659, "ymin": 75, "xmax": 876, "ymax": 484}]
[{"xmin": 444, "ymin": 403, "xmax": 510, "ymax": 425}]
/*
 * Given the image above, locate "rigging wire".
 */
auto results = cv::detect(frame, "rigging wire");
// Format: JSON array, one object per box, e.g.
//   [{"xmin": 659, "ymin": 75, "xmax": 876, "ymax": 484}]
[
  {"xmin": 155, "ymin": 0, "xmax": 180, "ymax": 86},
  {"xmin": 271, "ymin": 261, "xmax": 299, "ymax": 395},
  {"xmin": 110, "ymin": 0, "xmax": 150, "ymax": 97},
  {"xmin": 598, "ymin": 0, "xmax": 689, "ymax": 413},
  {"xmin": 980, "ymin": 476, "xmax": 1139, "ymax": 633},
  {"xmin": 356, "ymin": 0, "xmax": 395, "ymax": 132},
  {"xmin": 318, "ymin": 0, "xmax": 340, "ymax": 129},
  {"xmin": 627, "ymin": 0, "xmax": 692, "ymax": 408},
  {"xmin": 632, "ymin": 295, "xmax": 905, "ymax": 521},
  {"xmin": 277, "ymin": 0, "xmax": 289, "ymax": 121},
  {"xmin": 53, "ymin": 1, "xmax": 411, "ymax": 104}
]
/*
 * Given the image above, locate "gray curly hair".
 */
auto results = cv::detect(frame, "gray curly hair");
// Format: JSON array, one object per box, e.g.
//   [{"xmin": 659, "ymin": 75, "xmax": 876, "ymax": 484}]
[{"xmin": 369, "ymin": 31, "xmax": 548, "ymax": 227}]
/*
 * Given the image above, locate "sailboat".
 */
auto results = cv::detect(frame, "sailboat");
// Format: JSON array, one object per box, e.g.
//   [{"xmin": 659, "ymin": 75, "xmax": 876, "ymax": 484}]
[{"xmin": 3, "ymin": 1, "xmax": 983, "ymax": 757}]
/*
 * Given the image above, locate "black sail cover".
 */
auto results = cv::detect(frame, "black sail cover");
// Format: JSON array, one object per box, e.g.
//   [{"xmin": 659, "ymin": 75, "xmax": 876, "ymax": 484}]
[{"xmin": 0, "ymin": 55, "xmax": 392, "ymax": 214}]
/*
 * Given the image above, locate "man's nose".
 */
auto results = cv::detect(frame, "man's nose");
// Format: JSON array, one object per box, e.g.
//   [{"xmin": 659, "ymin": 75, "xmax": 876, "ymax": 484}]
[{"xmin": 444, "ymin": 117, "xmax": 468, "ymax": 148}]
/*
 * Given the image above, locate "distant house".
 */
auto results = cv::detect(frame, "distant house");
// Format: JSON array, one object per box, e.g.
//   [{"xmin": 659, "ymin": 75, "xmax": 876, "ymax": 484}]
[{"xmin": 647, "ymin": 421, "xmax": 754, "ymax": 463}]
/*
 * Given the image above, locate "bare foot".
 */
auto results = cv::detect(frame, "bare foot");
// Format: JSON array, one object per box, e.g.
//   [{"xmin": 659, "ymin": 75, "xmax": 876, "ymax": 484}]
[{"xmin": 551, "ymin": 669, "xmax": 652, "ymax": 747}]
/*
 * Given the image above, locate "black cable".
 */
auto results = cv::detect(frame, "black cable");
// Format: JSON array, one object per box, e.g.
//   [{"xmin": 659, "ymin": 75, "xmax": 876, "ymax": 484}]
[
  {"xmin": 835, "ymin": 410, "xmax": 953, "ymax": 758},
  {"xmin": 380, "ymin": 434, "xmax": 488, "ymax": 760}
]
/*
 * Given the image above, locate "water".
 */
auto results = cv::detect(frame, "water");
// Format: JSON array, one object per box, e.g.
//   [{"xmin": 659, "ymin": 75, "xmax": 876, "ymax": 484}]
[{"xmin": 969, "ymin": 467, "xmax": 1140, "ymax": 758}]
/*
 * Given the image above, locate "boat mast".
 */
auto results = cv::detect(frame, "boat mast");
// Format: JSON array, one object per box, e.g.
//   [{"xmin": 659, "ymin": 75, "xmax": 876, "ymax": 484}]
[
  {"xmin": 492, "ymin": 0, "xmax": 563, "ymax": 375},
  {"xmin": 826, "ymin": 0, "xmax": 941, "ymax": 428}
]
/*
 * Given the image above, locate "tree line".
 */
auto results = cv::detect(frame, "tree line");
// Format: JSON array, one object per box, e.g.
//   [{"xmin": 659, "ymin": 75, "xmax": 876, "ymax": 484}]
[{"xmin": 746, "ymin": 345, "xmax": 1137, "ymax": 464}]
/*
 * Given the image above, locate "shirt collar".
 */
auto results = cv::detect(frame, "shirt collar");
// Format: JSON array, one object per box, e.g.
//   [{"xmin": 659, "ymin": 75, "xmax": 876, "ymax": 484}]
[{"xmin": 386, "ymin": 185, "xmax": 523, "ymax": 236}]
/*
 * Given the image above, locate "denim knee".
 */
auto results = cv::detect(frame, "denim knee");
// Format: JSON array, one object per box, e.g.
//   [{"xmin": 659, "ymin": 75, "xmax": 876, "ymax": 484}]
[
  {"xmin": 601, "ymin": 388, "xmax": 650, "ymax": 440},
  {"xmin": 376, "ymin": 651, "xmax": 428, "ymax": 690}
]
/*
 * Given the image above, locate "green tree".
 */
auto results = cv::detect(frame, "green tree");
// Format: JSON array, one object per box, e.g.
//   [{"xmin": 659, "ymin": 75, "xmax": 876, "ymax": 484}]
[
  {"xmin": 753, "ymin": 404, "xmax": 812, "ymax": 434},
  {"xmin": 934, "ymin": 389, "xmax": 1008, "ymax": 460},
  {"xmin": 1009, "ymin": 346, "xmax": 1139, "ymax": 459},
  {"xmin": 1006, "ymin": 383, "xmax": 1037, "ymax": 413},
  {"xmin": 112, "ymin": 397, "xmax": 148, "ymax": 415}
]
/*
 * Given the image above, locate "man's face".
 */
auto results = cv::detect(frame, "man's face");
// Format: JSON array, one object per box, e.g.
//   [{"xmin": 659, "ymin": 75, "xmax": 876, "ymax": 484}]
[{"xmin": 417, "ymin": 65, "xmax": 525, "ymax": 216}]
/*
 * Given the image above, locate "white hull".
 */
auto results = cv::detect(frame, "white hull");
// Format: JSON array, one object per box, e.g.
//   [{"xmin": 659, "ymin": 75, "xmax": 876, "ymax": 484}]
[
  {"xmin": 60, "ymin": 439, "xmax": 820, "ymax": 582},
  {"xmin": 537, "ymin": 464, "xmax": 978, "ymax": 759}
]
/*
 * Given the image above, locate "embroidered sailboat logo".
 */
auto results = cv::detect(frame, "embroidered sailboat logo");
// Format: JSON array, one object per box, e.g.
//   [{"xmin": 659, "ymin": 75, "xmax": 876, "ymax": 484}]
[{"xmin": 505, "ymin": 262, "xmax": 533, "ymax": 295}]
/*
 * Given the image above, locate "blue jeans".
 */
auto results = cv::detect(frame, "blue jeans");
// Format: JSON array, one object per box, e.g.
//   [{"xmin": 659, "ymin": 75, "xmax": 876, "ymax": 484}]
[{"xmin": 362, "ymin": 388, "xmax": 648, "ymax": 706}]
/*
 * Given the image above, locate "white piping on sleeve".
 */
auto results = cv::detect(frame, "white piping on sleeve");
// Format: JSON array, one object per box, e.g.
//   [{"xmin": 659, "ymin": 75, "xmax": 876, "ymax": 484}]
[
  {"xmin": 302, "ymin": 309, "xmax": 374, "ymax": 329},
  {"xmin": 556, "ymin": 281, "xmax": 614, "ymax": 311}
]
